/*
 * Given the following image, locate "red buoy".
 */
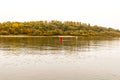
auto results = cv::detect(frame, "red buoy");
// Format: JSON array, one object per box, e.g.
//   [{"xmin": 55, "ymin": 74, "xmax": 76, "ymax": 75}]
[{"xmin": 59, "ymin": 37, "xmax": 62, "ymax": 44}]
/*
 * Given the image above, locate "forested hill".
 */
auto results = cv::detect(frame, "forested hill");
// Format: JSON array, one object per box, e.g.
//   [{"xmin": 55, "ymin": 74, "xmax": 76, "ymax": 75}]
[{"xmin": 0, "ymin": 20, "xmax": 120, "ymax": 36}]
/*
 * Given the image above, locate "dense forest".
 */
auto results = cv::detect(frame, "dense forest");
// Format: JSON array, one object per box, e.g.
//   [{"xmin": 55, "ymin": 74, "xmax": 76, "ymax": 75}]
[{"xmin": 0, "ymin": 20, "xmax": 120, "ymax": 37}]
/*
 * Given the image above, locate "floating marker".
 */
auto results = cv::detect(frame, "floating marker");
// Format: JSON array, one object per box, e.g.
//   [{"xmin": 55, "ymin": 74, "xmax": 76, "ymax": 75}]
[{"xmin": 59, "ymin": 36, "xmax": 62, "ymax": 44}]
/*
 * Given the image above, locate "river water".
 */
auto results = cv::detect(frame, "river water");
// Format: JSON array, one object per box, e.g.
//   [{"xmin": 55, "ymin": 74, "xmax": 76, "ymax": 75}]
[{"xmin": 0, "ymin": 37, "xmax": 120, "ymax": 80}]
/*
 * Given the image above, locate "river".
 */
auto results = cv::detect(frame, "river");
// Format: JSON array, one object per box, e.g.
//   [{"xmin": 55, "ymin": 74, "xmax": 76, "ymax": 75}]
[{"xmin": 0, "ymin": 36, "xmax": 120, "ymax": 80}]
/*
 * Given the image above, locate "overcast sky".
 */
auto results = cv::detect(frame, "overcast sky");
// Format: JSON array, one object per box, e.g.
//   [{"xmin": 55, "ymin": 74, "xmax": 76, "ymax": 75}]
[{"xmin": 0, "ymin": 0, "xmax": 120, "ymax": 29}]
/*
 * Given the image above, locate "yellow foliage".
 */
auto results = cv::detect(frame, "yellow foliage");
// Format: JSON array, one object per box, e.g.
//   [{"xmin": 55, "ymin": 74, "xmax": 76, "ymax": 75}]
[{"xmin": 12, "ymin": 23, "xmax": 19, "ymax": 28}]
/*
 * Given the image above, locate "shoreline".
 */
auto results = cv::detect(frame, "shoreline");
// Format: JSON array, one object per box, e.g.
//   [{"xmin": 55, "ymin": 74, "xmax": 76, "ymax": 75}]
[
  {"xmin": 0, "ymin": 35, "xmax": 118, "ymax": 39},
  {"xmin": 0, "ymin": 35, "xmax": 79, "ymax": 37},
  {"xmin": 0, "ymin": 35, "xmax": 118, "ymax": 40}
]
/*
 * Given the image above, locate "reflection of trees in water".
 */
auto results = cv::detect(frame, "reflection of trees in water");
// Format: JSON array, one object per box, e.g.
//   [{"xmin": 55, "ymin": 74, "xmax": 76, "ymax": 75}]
[{"xmin": 0, "ymin": 36, "xmax": 118, "ymax": 53}]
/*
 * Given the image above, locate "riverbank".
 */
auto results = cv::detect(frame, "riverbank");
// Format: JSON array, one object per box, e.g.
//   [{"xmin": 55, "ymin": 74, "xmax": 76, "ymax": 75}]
[
  {"xmin": 0, "ymin": 35, "xmax": 119, "ymax": 41},
  {"xmin": 0, "ymin": 35, "xmax": 78, "ymax": 37}
]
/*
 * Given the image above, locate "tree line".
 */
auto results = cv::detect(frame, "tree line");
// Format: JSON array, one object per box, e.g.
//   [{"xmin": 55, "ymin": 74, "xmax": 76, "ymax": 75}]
[{"xmin": 0, "ymin": 20, "xmax": 120, "ymax": 37}]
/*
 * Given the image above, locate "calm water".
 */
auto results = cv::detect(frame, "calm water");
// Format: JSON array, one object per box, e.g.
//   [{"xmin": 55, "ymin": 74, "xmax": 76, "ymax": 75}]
[{"xmin": 0, "ymin": 37, "xmax": 120, "ymax": 80}]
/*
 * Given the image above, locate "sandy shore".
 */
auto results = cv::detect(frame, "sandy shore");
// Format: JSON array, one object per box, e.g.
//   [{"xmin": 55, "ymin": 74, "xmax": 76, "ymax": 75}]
[{"xmin": 0, "ymin": 35, "xmax": 78, "ymax": 37}]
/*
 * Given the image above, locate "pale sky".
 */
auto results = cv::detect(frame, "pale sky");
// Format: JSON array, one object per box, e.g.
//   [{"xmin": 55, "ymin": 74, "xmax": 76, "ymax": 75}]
[{"xmin": 0, "ymin": 0, "xmax": 120, "ymax": 29}]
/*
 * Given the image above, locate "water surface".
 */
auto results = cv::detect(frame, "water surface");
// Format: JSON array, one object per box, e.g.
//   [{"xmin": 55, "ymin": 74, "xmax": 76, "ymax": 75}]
[{"xmin": 0, "ymin": 37, "xmax": 120, "ymax": 80}]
